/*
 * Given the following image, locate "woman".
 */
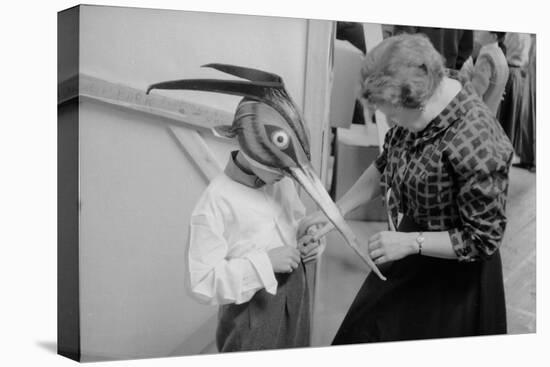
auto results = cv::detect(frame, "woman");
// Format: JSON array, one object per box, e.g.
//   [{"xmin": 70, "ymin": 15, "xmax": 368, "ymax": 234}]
[
  {"xmin": 300, "ymin": 34, "xmax": 513, "ymax": 343},
  {"xmin": 469, "ymin": 31, "xmax": 509, "ymax": 116},
  {"xmin": 516, "ymin": 34, "xmax": 536, "ymax": 172},
  {"xmin": 497, "ymin": 32, "xmax": 531, "ymax": 157}
]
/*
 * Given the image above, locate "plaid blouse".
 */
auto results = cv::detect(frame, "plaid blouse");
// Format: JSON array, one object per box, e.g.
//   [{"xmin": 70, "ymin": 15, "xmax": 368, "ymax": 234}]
[{"xmin": 374, "ymin": 75, "xmax": 514, "ymax": 261}]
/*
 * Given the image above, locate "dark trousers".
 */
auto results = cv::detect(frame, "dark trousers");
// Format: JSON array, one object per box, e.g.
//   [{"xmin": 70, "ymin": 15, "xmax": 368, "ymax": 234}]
[{"xmin": 216, "ymin": 262, "xmax": 310, "ymax": 352}]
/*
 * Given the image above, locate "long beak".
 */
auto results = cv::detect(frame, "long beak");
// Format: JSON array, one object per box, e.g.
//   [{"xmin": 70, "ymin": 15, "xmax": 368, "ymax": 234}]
[
  {"xmin": 202, "ymin": 63, "xmax": 283, "ymax": 84},
  {"xmin": 146, "ymin": 79, "xmax": 277, "ymax": 99},
  {"xmin": 147, "ymin": 63, "xmax": 282, "ymax": 98},
  {"xmin": 288, "ymin": 165, "xmax": 386, "ymax": 281}
]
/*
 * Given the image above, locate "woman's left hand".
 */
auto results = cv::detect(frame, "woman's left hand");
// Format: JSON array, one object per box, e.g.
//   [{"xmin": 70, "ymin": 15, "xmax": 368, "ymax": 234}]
[
  {"xmin": 367, "ymin": 231, "xmax": 417, "ymax": 265},
  {"xmin": 297, "ymin": 225, "xmax": 326, "ymax": 263}
]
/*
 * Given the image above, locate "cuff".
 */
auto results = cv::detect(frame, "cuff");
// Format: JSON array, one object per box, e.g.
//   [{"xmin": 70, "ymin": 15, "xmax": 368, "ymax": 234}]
[
  {"xmin": 244, "ymin": 250, "xmax": 278, "ymax": 295},
  {"xmin": 448, "ymin": 228, "xmax": 480, "ymax": 262}
]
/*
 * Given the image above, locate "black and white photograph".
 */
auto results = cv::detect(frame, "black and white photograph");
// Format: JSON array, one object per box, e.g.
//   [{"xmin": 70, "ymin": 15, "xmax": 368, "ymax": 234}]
[
  {"xmin": 56, "ymin": 3, "xmax": 538, "ymax": 361},
  {"xmin": 2, "ymin": 1, "xmax": 547, "ymax": 367}
]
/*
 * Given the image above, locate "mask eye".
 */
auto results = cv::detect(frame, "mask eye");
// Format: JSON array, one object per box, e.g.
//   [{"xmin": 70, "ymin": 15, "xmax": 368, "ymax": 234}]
[{"xmin": 271, "ymin": 130, "xmax": 290, "ymax": 149}]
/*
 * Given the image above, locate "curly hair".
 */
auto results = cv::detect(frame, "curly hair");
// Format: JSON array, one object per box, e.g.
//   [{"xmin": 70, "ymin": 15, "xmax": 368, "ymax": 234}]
[{"xmin": 361, "ymin": 33, "xmax": 445, "ymax": 109}]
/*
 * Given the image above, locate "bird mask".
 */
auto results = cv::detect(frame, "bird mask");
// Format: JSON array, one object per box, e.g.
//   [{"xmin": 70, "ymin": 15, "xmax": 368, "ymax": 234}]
[{"xmin": 147, "ymin": 63, "xmax": 385, "ymax": 280}]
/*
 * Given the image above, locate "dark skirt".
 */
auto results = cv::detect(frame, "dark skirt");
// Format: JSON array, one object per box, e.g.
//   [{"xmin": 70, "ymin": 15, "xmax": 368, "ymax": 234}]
[
  {"xmin": 497, "ymin": 67, "xmax": 527, "ymax": 152},
  {"xmin": 518, "ymin": 59, "xmax": 536, "ymax": 166},
  {"xmin": 332, "ymin": 217, "xmax": 506, "ymax": 345},
  {"xmin": 216, "ymin": 261, "xmax": 310, "ymax": 352}
]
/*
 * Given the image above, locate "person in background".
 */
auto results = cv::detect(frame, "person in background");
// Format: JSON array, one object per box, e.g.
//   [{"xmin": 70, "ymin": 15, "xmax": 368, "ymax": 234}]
[
  {"xmin": 393, "ymin": 25, "xmax": 474, "ymax": 70},
  {"xmin": 515, "ymin": 34, "xmax": 536, "ymax": 172},
  {"xmin": 300, "ymin": 33, "xmax": 513, "ymax": 343},
  {"xmin": 469, "ymin": 31, "xmax": 509, "ymax": 115},
  {"xmin": 336, "ymin": 21, "xmax": 367, "ymax": 125},
  {"xmin": 497, "ymin": 32, "xmax": 532, "ymax": 158},
  {"xmin": 381, "ymin": 24, "xmax": 395, "ymax": 39},
  {"xmin": 337, "ymin": 21, "xmax": 367, "ymax": 54}
]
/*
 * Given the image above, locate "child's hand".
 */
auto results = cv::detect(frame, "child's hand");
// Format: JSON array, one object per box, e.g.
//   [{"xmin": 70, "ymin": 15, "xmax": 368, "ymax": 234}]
[
  {"xmin": 268, "ymin": 246, "xmax": 301, "ymax": 273},
  {"xmin": 298, "ymin": 225, "xmax": 325, "ymax": 263}
]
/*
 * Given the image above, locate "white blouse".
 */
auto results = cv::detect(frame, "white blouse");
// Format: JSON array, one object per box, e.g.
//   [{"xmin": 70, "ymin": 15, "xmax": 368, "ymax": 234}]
[{"xmin": 188, "ymin": 173, "xmax": 305, "ymax": 305}]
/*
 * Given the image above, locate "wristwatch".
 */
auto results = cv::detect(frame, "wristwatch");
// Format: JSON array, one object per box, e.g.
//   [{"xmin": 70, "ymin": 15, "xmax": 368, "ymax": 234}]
[{"xmin": 415, "ymin": 232, "xmax": 425, "ymax": 255}]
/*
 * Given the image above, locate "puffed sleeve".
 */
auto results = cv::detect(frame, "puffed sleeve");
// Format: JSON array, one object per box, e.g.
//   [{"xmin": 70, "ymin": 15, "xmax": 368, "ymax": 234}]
[
  {"xmin": 374, "ymin": 126, "xmax": 396, "ymax": 174},
  {"xmin": 447, "ymin": 113, "xmax": 514, "ymax": 261},
  {"xmin": 471, "ymin": 54, "xmax": 494, "ymax": 101},
  {"xmin": 188, "ymin": 191, "xmax": 277, "ymax": 305}
]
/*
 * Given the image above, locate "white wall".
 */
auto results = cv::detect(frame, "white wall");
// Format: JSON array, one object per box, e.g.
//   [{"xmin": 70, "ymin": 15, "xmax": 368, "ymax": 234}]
[
  {"xmin": 77, "ymin": 5, "xmax": 312, "ymax": 360},
  {"xmin": 79, "ymin": 5, "xmax": 308, "ymax": 114}
]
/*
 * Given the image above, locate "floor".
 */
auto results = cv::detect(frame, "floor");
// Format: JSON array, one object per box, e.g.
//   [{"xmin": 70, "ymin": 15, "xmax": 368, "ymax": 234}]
[{"xmin": 312, "ymin": 166, "xmax": 536, "ymax": 346}]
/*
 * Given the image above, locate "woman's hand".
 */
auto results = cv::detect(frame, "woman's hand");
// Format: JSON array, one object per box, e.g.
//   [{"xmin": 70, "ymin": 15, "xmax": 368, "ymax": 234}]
[
  {"xmin": 297, "ymin": 210, "xmax": 334, "ymax": 240},
  {"xmin": 297, "ymin": 225, "xmax": 326, "ymax": 263},
  {"xmin": 367, "ymin": 231, "xmax": 418, "ymax": 265}
]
